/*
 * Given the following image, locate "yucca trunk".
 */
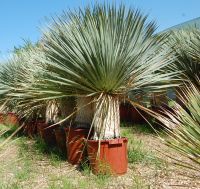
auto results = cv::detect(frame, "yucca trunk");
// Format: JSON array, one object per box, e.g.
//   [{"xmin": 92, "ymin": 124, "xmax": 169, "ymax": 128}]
[
  {"xmin": 45, "ymin": 101, "xmax": 59, "ymax": 124},
  {"xmin": 93, "ymin": 96, "xmax": 120, "ymax": 140},
  {"xmin": 74, "ymin": 97, "xmax": 94, "ymax": 128},
  {"xmin": 59, "ymin": 97, "xmax": 75, "ymax": 126}
]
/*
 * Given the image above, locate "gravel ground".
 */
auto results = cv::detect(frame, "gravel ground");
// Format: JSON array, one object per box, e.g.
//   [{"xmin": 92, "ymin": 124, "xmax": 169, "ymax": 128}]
[{"xmin": 0, "ymin": 127, "xmax": 200, "ymax": 189}]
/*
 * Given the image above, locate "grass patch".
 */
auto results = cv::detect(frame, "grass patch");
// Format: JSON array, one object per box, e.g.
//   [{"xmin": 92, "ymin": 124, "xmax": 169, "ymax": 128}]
[
  {"xmin": 33, "ymin": 137, "xmax": 65, "ymax": 166},
  {"xmin": 122, "ymin": 127, "xmax": 163, "ymax": 167},
  {"xmin": 128, "ymin": 139, "xmax": 147, "ymax": 163},
  {"xmin": 18, "ymin": 136, "xmax": 29, "ymax": 153},
  {"xmin": 80, "ymin": 160, "xmax": 91, "ymax": 175},
  {"xmin": 132, "ymin": 175, "xmax": 150, "ymax": 189},
  {"xmin": 78, "ymin": 180, "xmax": 91, "ymax": 189},
  {"xmin": 79, "ymin": 160, "xmax": 110, "ymax": 188},
  {"xmin": 48, "ymin": 174, "xmax": 95, "ymax": 189},
  {"xmin": 121, "ymin": 123, "xmax": 155, "ymax": 134},
  {"xmin": 0, "ymin": 136, "xmax": 34, "ymax": 189},
  {"xmin": 14, "ymin": 161, "xmax": 32, "ymax": 181},
  {"xmin": 0, "ymin": 181, "xmax": 22, "ymax": 189},
  {"xmin": 48, "ymin": 175, "xmax": 75, "ymax": 189},
  {"xmin": 94, "ymin": 173, "xmax": 110, "ymax": 188},
  {"xmin": 14, "ymin": 138, "xmax": 33, "ymax": 181},
  {"xmin": 128, "ymin": 138, "xmax": 161, "ymax": 166}
]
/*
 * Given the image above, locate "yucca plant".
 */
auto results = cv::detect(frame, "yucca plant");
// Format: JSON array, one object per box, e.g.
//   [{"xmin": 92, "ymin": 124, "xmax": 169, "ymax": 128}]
[
  {"xmin": 0, "ymin": 46, "xmax": 47, "ymax": 119},
  {"xmin": 31, "ymin": 4, "xmax": 178, "ymax": 140},
  {"xmin": 167, "ymin": 28, "xmax": 200, "ymax": 88},
  {"xmin": 158, "ymin": 80, "xmax": 200, "ymax": 173},
  {"xmin": 0, "ymin": 44, "xmax": 77, "ymax": 128}
]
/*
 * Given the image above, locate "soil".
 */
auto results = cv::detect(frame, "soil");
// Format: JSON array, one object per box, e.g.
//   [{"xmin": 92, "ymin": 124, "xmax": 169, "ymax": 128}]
[{"xmin": 0, "ymin": 127, "xmax": 200, "ymax": 189}]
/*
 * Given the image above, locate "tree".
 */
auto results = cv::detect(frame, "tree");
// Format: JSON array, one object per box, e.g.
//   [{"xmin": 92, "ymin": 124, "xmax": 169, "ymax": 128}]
[{"xmin": 33, "ymin": 4, "xmax": 177, "ymax": 140}]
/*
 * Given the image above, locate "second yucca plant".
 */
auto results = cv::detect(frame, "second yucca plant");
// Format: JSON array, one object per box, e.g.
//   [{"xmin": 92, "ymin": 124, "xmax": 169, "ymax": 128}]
[{"xmin": 158, "ymin": 81, "xmax": 200, "ymax": 173}]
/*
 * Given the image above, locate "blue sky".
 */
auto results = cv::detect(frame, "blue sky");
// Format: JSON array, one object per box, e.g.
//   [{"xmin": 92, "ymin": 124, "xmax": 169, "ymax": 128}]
[{"xmin": 0, "ymin": 0, "xmax": 200, "ymax": 60}]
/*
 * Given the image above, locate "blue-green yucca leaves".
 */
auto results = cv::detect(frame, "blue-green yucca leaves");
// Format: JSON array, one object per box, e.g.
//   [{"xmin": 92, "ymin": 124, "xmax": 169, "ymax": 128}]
[
  {"xmin": 167, "ymin": 28, "xmax": 200, "ymax": 88},
  {"xmin": 158, "ymin": 81, "xmax": 200, "ymax": 172},
  {"xmin": 0, "ymin": 46, "xmax": 49, "ymax": 117},
  {"xmin": 8, "ymin": 46, "xmax": 72, "ymax": 120},
  {"xmin": 31, "ymin": 4, "xmax": 179, "ymax": 139},
  {"xmin": 0, "ymin": 46, "xmax": 39, "ymax": 97},
  {"xmin": 0, "ymin": 55, "xmax": 32, "ymax": 112},
  {"xmin": 39, "ymin": 4, "xmax": 177, "ymax": 99}
]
